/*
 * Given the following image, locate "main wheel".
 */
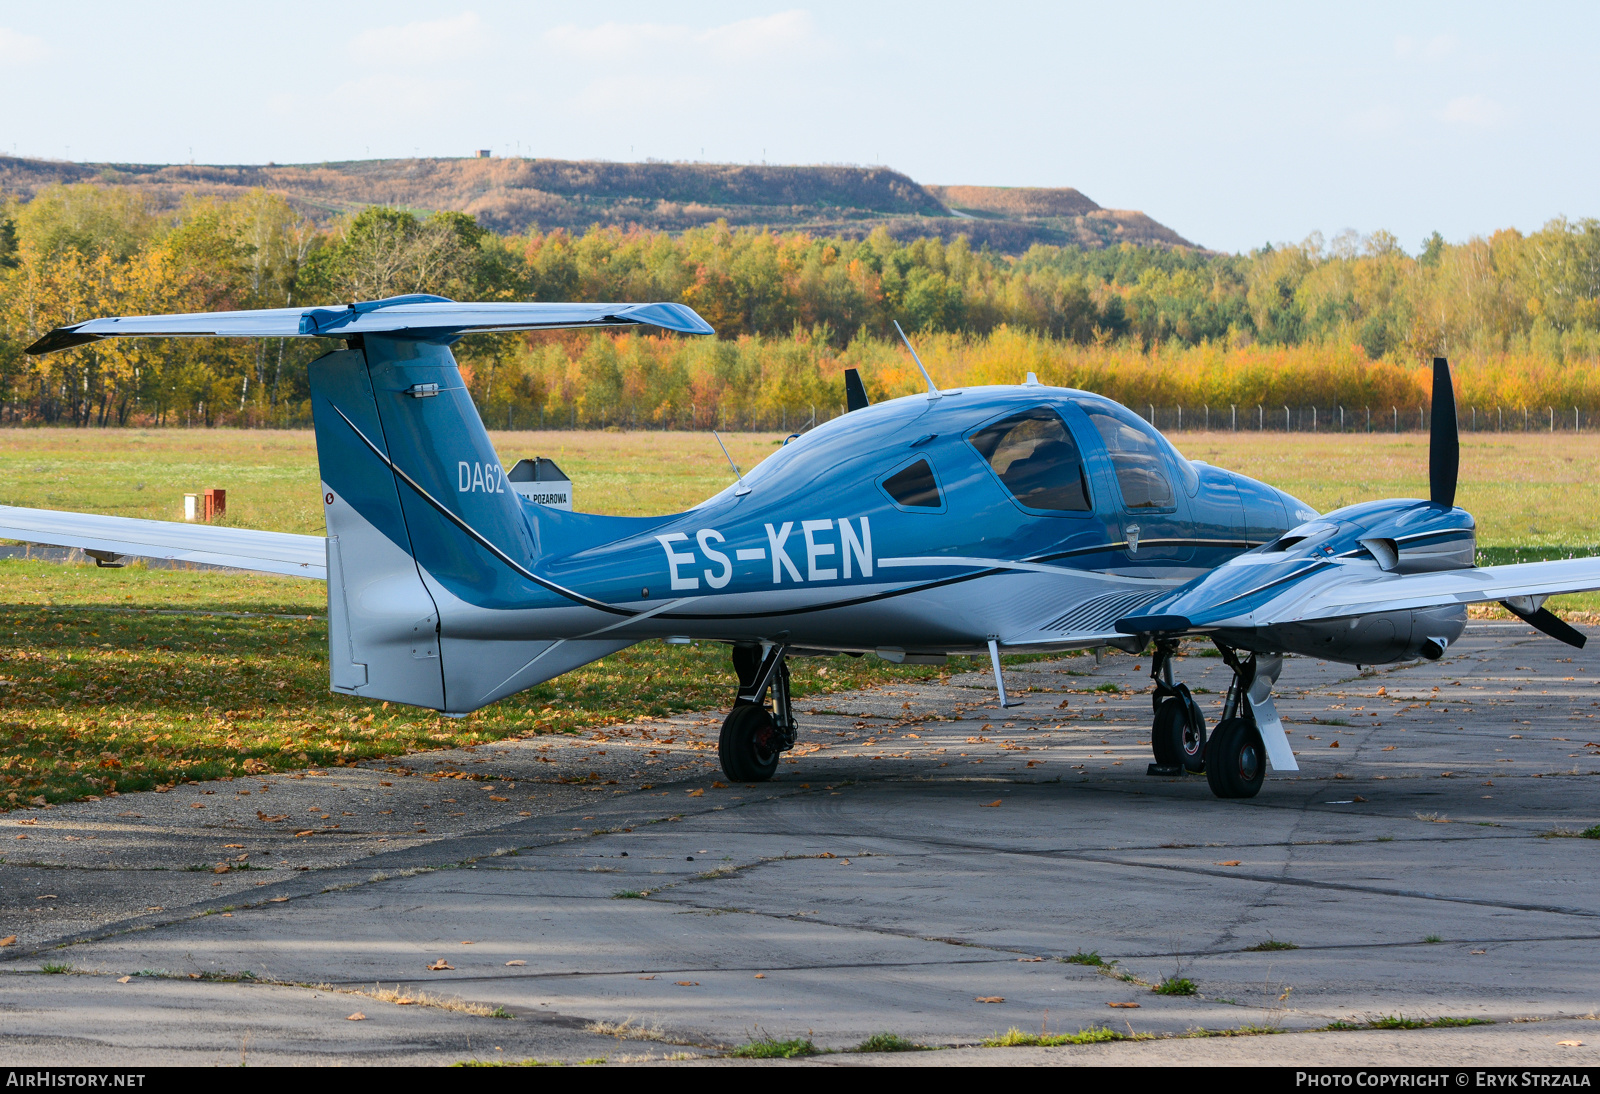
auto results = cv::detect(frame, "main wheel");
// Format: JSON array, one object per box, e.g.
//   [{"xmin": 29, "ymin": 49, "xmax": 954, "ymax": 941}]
[
  {"xmin": 719, "ymin": 702, "xmax": 781, "ymax": 782},
  {"xmin": 1205, "ymin": 717, "xmax": 1265, "ymax": 799},
  {"xmin": 1151, "ymin": 692, "xmax": 1207, "ymax": 772}
]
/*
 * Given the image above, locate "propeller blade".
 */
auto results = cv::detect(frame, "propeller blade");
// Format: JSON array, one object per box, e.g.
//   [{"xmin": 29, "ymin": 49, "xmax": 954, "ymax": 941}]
[
  {"xmin": 1499, "ymin": 601, "xmax": 1587, "ymax": 649},
  {"xmin": 844, "ymin": 368, "xmax": 870, "ymax": 413},
  {"xmin": 1430, "ymin": 356, "xmax": 1459, "ymax": 508}
]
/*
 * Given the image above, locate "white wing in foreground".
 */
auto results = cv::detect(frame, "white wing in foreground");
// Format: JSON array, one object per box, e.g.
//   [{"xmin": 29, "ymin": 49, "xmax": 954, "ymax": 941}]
[
  {"xmin": 1270, "ymin": 557, "xmax": 1600, "ymax": 623},
  {"xmin": 0, "ymin": 505, "xmax": 325, "ymax": 580}
]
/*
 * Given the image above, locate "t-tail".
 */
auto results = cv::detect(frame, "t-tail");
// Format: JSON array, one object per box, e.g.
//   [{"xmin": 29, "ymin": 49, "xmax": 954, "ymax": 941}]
[{"xmin": 25, "ymin": 297, "xmax": 715, "ymax": 712}]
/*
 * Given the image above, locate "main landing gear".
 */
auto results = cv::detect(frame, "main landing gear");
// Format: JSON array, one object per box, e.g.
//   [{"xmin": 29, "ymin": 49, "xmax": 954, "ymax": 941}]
[
  {"xmin": 1147, "ymin": 639, "xmax": 1207, "ymax": 775},
  {"xmin": 719, "ymin": 644, "xmax": 796, "ymax": 782},
  {"xmin": 1146, "ymin": 640, "xmax": 1279, "ymax": 799}
]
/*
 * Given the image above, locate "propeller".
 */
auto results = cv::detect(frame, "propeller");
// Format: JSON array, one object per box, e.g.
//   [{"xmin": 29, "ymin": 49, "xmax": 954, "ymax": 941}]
[
  {"xmin": 844, "ymin": 368, "xmax": 870, "ymax": 413},
  {"xmin": 1429, "ymin": 356, "xmax": 1459, "ymax": 508}
]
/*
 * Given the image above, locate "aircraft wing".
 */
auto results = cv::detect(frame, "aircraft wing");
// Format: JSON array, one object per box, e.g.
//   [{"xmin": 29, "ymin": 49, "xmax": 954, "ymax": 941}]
[
  {"xmin": 1280, "ymin": 558, "xmax": 1600, "ymax": 620},
  {"xmin": 1000, "ymin": 586, "xmax": 1173, "ymax": 649},
  {"xmin": 25, "ymin": 297, "xmax": 713, "ymax": 354},
  {"xmin": 0, "ymin": 505, "xmax": 326, "ymax": 580},
  {"xmin": 1118, "ymin": 556, "xmax": 1600, "ymax": 649}
]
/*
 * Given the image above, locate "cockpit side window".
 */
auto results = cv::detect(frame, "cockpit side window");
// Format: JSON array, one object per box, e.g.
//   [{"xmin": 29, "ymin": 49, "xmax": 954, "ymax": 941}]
[
  {"xmin": 882, "ymin": 458, "xmax": 942, "ymax": 508},
  {"xmin": 1078, "ymin": 403, "xmax": 1176, "ymax": 510},
  {"xmin": 968, "ymin": 407, "xmax": 1092, "ymax": 512}
]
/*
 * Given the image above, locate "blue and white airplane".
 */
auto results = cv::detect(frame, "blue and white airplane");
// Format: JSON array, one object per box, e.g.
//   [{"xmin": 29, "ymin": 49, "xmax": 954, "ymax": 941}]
[{"xmin": 11, "ymin": 297, "xmax": 1600, "ymax": 799}]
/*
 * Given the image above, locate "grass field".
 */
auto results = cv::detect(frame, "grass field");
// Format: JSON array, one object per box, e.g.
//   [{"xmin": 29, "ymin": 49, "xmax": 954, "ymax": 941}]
[
  {"xmin": 3, "ymin": 426, "xmax": 1598, "ymax": 810},
  {"xmin": 6, "ymin": 427, "xmax": 1598, "ymax": 545}
]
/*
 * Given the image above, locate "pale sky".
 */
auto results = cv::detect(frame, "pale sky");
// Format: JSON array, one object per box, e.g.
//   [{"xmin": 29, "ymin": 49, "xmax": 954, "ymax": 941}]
[{"xmin": 1, "ymin": 1, "xmax": 1595, "ymax": 253}]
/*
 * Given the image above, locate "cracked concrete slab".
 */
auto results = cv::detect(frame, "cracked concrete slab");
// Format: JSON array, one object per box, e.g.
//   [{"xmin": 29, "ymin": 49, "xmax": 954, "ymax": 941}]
[{"xmin": 4, "ymin": 623, "xmax": 1600, "ymax": 1065}]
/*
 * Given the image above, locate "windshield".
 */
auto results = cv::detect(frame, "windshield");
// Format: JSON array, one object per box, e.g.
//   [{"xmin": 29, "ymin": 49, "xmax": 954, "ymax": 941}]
[{"xmin": 1078, "ymin": 402, "xmax": 1176, "ymax": 510}]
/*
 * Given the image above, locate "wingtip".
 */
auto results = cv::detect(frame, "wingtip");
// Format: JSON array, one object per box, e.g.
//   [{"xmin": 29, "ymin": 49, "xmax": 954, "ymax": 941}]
[
  {"xmin": 620, "ymin": 302, "xmax": 715, "ymax": 336},
  {"xmin": 1115, "ymin": 614, "xmax": 1193, "ymax": 636},
  {"xmin": 26, "ymin": 327, "xmax": 101, "ymax": 355}
]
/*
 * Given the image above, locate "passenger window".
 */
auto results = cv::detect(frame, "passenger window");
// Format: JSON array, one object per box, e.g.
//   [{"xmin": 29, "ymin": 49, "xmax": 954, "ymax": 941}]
[
  {"xmin": 968, "ymin": 407, "xmax": 1092, "ymax": 512},
  {"xmin": 1079, "ymin": 403, "xmax": 1175, "ymax": 510},
  {"xmin": 882, "ymin": 458, "xmax": 942, "ymax": 508}
]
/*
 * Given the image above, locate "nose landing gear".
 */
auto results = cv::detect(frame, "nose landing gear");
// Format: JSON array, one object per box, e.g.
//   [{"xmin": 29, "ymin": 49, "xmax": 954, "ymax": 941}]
[
  {"xmin": 719, "ymin": 643, "xmax": 796, "ymax": 782},
  {"xmin": 1147, "ymin": 639, "xmax": 1207, "ymax": 776}
]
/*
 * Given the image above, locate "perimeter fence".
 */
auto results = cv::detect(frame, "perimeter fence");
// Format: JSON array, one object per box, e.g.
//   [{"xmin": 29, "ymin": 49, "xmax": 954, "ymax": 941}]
[{"xmin": 1141, "ymin": 404, "xmax": 1594, "ymax": 433}]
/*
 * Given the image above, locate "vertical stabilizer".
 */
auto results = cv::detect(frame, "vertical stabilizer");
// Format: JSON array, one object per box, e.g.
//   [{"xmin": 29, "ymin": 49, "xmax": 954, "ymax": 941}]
[
  {"xmin": 311, "ymin": 335, "xmax": 628, "ymax": 714},
  {"xmin": 310, "ymin": 346, "xmax": 446, "ymax": 709}
]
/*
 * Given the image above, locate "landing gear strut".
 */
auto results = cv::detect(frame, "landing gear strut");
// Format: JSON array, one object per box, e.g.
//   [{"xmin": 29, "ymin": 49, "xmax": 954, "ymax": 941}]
[
  {"xmin": 1147, "ymin": 639, "xmax": 1207, "ymax": 775},
  {"xmin": 719, "ymin": 643, "xmax": 796, "ymax": 782},
  {"xmin": 1205, "ymin": 644, "xmax": 1267, "ymax": 800}
]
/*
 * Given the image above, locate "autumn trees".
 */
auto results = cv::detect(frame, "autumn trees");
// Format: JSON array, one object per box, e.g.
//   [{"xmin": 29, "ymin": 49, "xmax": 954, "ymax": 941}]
[{"xmin": 0, "ymin": 179, "xmax": 1597, "ymax": 429}]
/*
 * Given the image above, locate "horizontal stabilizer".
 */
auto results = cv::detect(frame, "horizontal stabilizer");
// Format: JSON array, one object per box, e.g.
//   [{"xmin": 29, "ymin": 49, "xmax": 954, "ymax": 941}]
[
  {"xmin": 27, "ymin": 297, "xmax": 714, "ymax": 355},
  {"xmin": 0, "ymin": 505, "xmax": 326, "ymax": 579}
]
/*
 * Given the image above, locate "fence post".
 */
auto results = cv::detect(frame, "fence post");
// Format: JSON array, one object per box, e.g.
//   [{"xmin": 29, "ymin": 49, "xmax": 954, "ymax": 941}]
[
  {"xmin": 1284, "ymin": 405, "xmax": 1290, "ymax": 431},
  {"xmin": 1258, "ymin": 405, "xmax": 1263, "ymax": 430},
  {"xmin": 1549, "ymin": 406, "xmax": 1554, "ymax": 432},
  {"xmin": 1204, "ymin": 404, "xmax": 1209, "ymax": 430},
  {"xmin": 1148, "ymin": 404, "xmax": 1155, "ymax": 424},
  {"xmin": 1339, "ymin": 405, "xmax": 1344, "ymax": 431},
  {"xmin": 1312, "ymin": 407, "xmax": 1317, "ymax": 432},
  {"xmin": 1231, "ymin": 404, "xmax": 1236, "ymax": 431},
  {"xmin": 1178, "ymin": 405, "xmax": 1182, "ymax": 430},
  {"xmin": 1393, "ymin": 406, "xmax": 1398, "ymax": 433}
]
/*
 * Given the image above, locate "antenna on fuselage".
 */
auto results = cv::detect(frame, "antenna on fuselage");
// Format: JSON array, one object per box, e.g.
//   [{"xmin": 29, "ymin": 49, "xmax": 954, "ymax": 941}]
[
  {"xmin": 712, "ymin": 431, "xmax": 751, "ymax": 497},
  {"xmin": 892, "ymin": 320, "xmax": 940, "ymax": 401}
]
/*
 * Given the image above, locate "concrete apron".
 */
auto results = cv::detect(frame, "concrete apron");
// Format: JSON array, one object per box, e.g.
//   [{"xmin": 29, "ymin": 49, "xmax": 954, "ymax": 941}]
[{"xmin": 3, "ymin": 620, "xmax": 1599, "ymax": 1065}]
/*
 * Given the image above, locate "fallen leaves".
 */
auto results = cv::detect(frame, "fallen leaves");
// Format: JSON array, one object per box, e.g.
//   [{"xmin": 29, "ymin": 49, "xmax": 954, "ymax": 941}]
[
  {"xmin": 975, "ymin": 996, "xmax": 1005, "ymax": 1004},
  {"xmin": 754, "ymin": 973, "xmax": 765, "ymax": 979},
  {"xmin": 1108, "ymin": 1002, "xmax": 1141, "ymax": 1009},
  {"xmin": 0, "ymin": 936, "xmax": 14, "ymax": 947},
  {"xmin": 675, "ymin": 981, "xmax": 699, "ymax": 987},
  {"xmin": 347, "ymin": 1012, "xmax": 366, "ymax": 1021},
  {"xmin": 1214, "ymin": 861, "xmax": 1242, "ymax": 867},
  {"xmin": 686, "ymin": 788, "xmax": 705, "ymax": 797},
  {"xmin": 1329, "ymin": 740, "xmax": 1340, "ymax": 748},
  {"xmin": 505, "ymin": 960, "xmax": 526, "ymax": 967},
  {"xmin": 267, "ymin": 897, "xmax": 289, "ymax": 903},
  {"xmin": 488, "ymin": 796, "xmax": 508, "ymax": 802},
  {"xmin": 116, "ymin": 976, "xmax": 131, "ymax": 984},
  {"xmin": 425, "ymin": 959, "xmax": 454, "ymax": 971},
  {"xmin": 981, "ymin": 800, "xmax": 1003, "ymax": 808},
  {"xmin": 293, "ymin": 830, "xmax": 314, "ymax": 838},
  {"xmin": 1381, "ymin": 745, "xmax": 1398, "ymax": 751},
  {"xmin": 1558, "ymin": 1040, "xmax": 1584, "ymax": 1047},
  {"xmin": 257, "ymin": 812, "xmax": 287, "ymax": 822}
]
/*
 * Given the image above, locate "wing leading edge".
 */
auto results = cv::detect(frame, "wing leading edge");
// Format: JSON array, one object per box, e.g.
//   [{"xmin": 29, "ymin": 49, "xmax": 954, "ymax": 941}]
[
  {"xmin": 1118, "ymin": 556, "xmax": 1600, "ymax": 649},
  {"xmin": 0, "ymin": 505, "xmax": 326, "ymax": 579}
]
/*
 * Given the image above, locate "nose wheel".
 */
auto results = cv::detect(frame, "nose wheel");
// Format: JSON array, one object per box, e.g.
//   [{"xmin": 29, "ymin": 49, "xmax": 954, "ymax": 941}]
[{"xmin": 719, "ymin": 644, "xmax": 795, "ymax": 782}]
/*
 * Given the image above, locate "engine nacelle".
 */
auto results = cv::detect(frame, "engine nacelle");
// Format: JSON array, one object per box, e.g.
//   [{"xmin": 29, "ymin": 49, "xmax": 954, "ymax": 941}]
[{"xmin": 1219, "ymin": 602, "xmax": 1467, "ymax": 665}]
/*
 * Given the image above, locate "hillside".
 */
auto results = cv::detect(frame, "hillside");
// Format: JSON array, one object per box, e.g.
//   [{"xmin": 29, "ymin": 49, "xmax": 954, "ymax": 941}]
[{"xmin": 0, "ymin": 155, "xmax": 1197, "ymax": 252}]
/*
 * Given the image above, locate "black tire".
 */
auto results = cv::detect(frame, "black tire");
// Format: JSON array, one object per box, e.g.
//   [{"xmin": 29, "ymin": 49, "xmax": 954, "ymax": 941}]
[
  {"xmin": 1205, "ymin": 717, "xmax": 1265, "ymax": 799},
  {"xmin": 1151, "ymin": 692, "xmax": 1207, "ymax": 772},
  {"xmin": 719, "ymin": 702, "xmax": 781, "ymax": 782}
]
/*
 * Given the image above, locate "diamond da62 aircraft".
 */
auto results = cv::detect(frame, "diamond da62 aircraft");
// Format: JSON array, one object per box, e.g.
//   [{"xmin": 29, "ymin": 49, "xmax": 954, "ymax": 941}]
[{"xmin": 12, "ymin": 296, "xmax": 1600, "ymax": 799}]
